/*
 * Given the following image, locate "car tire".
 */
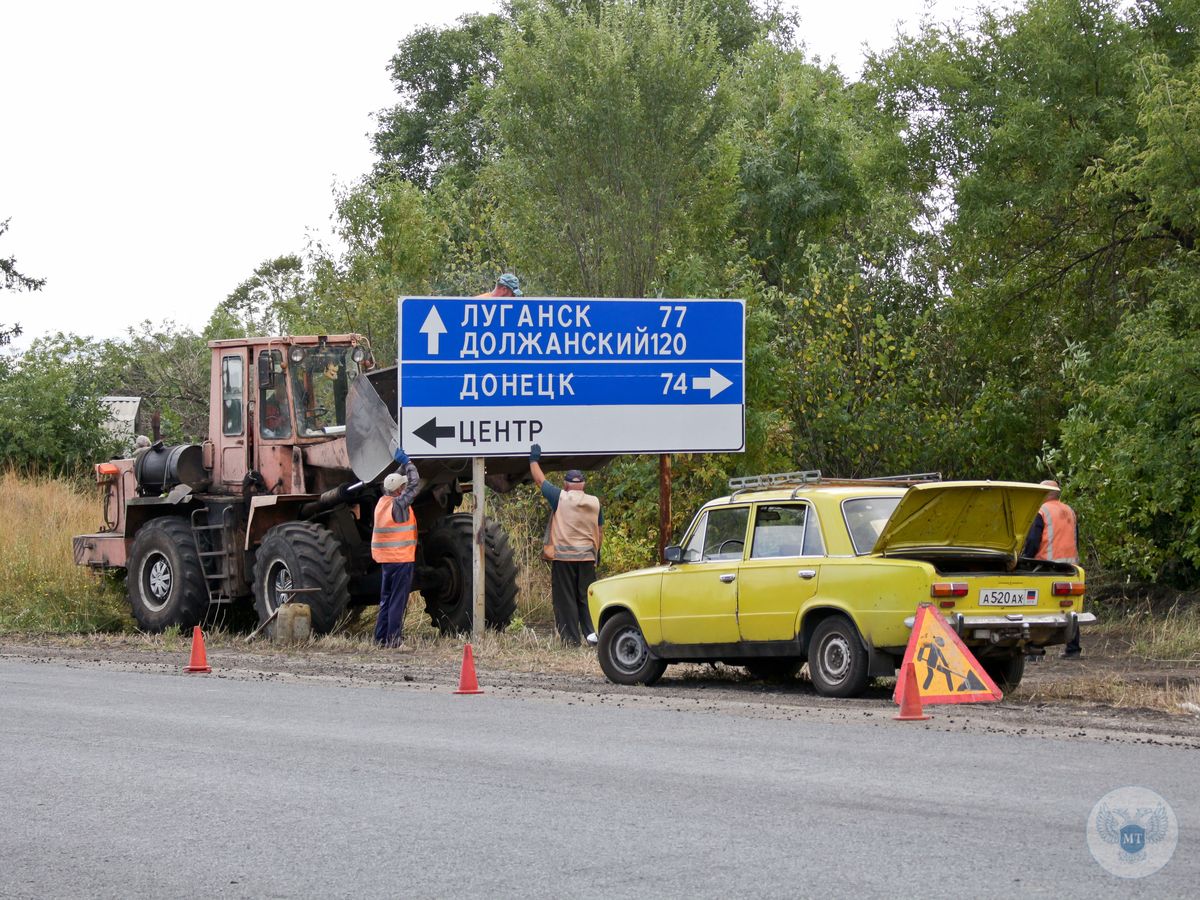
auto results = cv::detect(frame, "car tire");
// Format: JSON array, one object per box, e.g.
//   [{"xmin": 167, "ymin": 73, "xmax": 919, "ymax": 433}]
[
  {"xmin": 597, "ymin": 612, "xmax": 667, "ymax": 686},
  {"xmin": 127, "ymin": 517, "xmax": 209, "ymax": 632},
  {"xmin": 808, "ymin": 616, "xmax": 870, "ymax": 698},
  {"xmin": 982, "ymin": 654, "xmax": 1025, "ymax": 691},
  {"xmin": 743, "ymin": 658, "xmax": 803, "ymax": 681}
]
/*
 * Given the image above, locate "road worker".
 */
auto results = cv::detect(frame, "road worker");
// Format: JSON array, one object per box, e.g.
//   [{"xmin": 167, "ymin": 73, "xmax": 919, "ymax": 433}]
[
  {"xmin": 373, "ymin": 448, "xmax": 419, "ymax": 649},
  {"xmin": 475, "ymin": 272, "xmax": 522, "ymax": 298},
  {"xmin": 529, "ymin": 443, "xmax": 602, "ymax": 646},
  {"xmin": 1023, "ymin": 479, "xmax": 1082, "ymax": 658}
]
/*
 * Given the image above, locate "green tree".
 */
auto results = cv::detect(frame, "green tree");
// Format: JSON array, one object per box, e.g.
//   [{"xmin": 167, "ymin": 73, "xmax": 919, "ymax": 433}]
[
  {"xmin": 206, "ymin": 255, "xmax": 306, "ymax": 339},
  {"xmin": 0, "ymin": 335, "xmax": 121, "ymax": 472},
  {"xmin": 99, "ymin": 322, "xmax": 210, "ymax": 442},
  {"xmin": 0, "ymin": 217, "xmax": 43, "ymax": 346},
  {"xmin": 372, "ymin": 13, "xmax": 507, "ymax": 188},
  {"xmin": 487, "ymin": 0, "xmax": 734, "ymax": 296}
]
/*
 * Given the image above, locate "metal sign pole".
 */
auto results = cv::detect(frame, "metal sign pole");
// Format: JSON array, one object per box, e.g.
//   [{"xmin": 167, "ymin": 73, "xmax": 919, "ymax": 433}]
[{"xmin": 472, "ymin": 456, "xmax": 485, "ymax": 642}]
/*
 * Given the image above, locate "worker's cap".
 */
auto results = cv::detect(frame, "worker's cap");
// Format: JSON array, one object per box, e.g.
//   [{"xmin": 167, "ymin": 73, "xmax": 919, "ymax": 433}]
[
  {"xmin": 383, "ymin": 473, "xmax": 405, "ymax": 492},
  {"xmin": 497, "ymin": 273, "xmax": 522, "ymax": 296},
  {"xmin": 1039, "ymin": 479, "xmax": 1060, "ymax": 491},
  {"xmin": 564, "ymin": 469, "xmax": 585, "ymax": 483}
]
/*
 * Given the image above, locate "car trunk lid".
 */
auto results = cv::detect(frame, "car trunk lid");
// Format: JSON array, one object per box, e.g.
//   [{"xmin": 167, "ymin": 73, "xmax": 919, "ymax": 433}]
[{"xmin": 872, "ymin": 481, "xmax": 1050, "ymax": 559}]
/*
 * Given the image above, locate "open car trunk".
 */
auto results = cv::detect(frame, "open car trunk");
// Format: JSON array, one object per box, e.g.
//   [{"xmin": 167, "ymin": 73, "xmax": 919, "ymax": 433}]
[{"xmin": 872, "ymin": 480, "xmax": 1053, "ymax": 561}]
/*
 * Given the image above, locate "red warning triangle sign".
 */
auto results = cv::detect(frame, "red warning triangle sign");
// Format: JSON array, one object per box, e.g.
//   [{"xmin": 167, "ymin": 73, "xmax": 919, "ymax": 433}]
[{"xmin": 892, "ymin": 605, "xmax": 1003, "ymax": 705}]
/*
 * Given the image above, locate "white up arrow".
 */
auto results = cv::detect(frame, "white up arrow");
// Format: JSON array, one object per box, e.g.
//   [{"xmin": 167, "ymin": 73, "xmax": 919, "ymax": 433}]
[
  {"xmin": 419, "ymin": 306, "xmax": 447, "ymax": 355},
  {"xmin": 692, "ymin": 368, "xmax": 733, "ymax": 398}
]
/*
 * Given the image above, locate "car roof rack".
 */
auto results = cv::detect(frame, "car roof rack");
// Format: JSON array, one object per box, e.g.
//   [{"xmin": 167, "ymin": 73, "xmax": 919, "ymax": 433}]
[{"xmin": 726, "ymin": 470, "xmax": 942, "ymax": 500}]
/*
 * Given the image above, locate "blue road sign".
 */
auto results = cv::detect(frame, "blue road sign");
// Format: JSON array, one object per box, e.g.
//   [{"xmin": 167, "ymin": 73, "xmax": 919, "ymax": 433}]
[{"xmin": 397, "ymin": 297, "xmax": 744, "ymax": 456}]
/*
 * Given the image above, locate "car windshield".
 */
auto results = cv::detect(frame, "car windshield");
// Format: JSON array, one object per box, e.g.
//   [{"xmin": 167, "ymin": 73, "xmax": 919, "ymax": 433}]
[
  {"xmin": 842, "ymin": 497, "xmax": 902, "ymax": 554},
  {"xmin": 289, "ymin": 345, "xmax": 364, "ymax": 437}
]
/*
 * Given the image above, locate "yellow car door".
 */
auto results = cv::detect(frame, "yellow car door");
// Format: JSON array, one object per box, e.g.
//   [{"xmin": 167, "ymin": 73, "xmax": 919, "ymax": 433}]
[
  {"xmin": 737, "ymin": 503, "xmax": 825, "ymax": 641},
  {"xmin": 660, "ymin": 505, "xmax": 749, "ymax": 645}
]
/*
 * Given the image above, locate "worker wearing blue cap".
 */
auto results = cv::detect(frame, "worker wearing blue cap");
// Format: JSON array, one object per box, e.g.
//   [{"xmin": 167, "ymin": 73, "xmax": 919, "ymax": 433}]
[
  {"xmin": 475, "ymin": 273, "xmax": 523, "ymax": 298},
  {"xmin": 529, "ymin": 444, "xmax": 603, "ymax": 646}
]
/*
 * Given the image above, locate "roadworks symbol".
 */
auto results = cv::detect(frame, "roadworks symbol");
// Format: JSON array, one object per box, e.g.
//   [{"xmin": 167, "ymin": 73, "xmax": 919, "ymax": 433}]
[
  {"xmin": 893, "ymin": 605, "xmax": 1002, "ymax": 705},
  {"xmin": 1087, "ymin": 786, "xmax": 1178, "ymax": 878}
]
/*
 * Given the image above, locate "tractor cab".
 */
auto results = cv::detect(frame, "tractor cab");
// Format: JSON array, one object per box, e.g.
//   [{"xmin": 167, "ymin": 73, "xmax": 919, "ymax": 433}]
[{"xmin": 207, "ymin": 334, "xmax": 374, "ymax": 492}]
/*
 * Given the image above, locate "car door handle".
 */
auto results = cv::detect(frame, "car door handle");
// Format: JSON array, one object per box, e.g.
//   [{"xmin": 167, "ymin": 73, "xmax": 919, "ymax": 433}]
[
  {"xmin": 719, "ymin": 573, "xmax": 736, "ymax": 583},
  {"xmin": 797, "ymin": 569, "xmax": 817, "ymax": 580}
]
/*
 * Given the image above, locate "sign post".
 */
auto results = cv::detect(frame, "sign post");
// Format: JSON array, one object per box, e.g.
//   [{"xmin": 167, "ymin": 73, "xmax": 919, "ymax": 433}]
[{"xmin": 472, "ymin": 457, "xmax": 485, "ymax": 642}]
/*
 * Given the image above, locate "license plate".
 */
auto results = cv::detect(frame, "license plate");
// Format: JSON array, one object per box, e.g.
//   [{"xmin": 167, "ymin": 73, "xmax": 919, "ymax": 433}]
[{"xmin": 979, "ymin": 588, "xmax": 1038, "ymax": 606}]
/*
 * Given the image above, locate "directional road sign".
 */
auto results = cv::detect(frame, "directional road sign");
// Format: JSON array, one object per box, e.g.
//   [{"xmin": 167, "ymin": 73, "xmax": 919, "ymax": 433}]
[{"xmin": 397, "ymin": 297, "xmax": 744, "ymax": 457}]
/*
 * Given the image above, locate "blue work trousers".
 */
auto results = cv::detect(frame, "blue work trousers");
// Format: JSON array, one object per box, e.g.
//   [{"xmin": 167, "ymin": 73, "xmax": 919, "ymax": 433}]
[{"xmin": 375, "ymin": 561, "xmax": 414, "ymax": 647}]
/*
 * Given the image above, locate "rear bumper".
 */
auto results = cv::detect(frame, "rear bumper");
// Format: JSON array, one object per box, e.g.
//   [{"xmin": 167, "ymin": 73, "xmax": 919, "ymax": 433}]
[
  {"xmin": 903, "ymin": 610, "xmax": 1096, "ymax": 647},
  {"xmin": 73, "ymin": 533, "xmax": 127, "ymax": 569}
]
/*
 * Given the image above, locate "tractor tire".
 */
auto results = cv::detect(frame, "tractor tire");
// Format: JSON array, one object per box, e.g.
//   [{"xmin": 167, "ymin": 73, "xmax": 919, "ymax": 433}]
[
  {"xmin": 253, "ymin": 522, "xmax": 350, "ymax": 635},
  {"xmin": 420, "ymin": 513, "xmax": 518, "ymax": 634},
  {"xmin": 982, "ymin": 654, "xmax": 1026, "ymax": 691},
  {"xmin": 127, "ymin": 517, "xmax": 210, "ymax": 632}
]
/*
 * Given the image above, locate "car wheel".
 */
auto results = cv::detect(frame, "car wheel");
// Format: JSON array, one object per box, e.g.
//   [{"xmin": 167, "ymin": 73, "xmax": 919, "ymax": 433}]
[
  {"xmin": 597, "ymin": 612, "xmax": 667, "ymax": 686},
  {"xmin": 808, "ymin": 616, "xmax": 870, "ymax": 698},
  {"xmin": 982, "ymin": 654, "xmax": 1025, "ymax": 691},
  {"xmin": 743, "ymin": 658, "xmax": 803, "ymax": 681}
]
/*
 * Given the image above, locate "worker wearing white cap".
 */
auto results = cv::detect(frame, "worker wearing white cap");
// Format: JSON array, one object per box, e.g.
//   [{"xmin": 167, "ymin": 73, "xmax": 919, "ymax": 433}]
[{"xmin": 372, "ymin": 448, "xmax": 420, "ymax": 649}]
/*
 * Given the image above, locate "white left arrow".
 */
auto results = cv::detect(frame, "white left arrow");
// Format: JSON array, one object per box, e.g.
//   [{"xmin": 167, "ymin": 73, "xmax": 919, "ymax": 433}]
[
  {"xmin": 420, "ymin": 306, "xmax": 447, "ymax": 355},
  {"xmin": 692, "ymin": 368, "xmax": 733, "ymax": 398}
]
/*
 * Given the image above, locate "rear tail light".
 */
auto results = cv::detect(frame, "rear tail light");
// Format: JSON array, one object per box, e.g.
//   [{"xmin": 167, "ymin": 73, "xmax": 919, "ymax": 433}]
[
  {"xmin": 938, "ymin": 600, "xmax": 957, "ymax": 610},
  {"xmin": 95, "ymin": 462, "xmax": 120, "ymax": 481},
  {"xmin": 931, "ymin": 582, "xmax": 968, "ymax": 598},
  {"xmin": 1059, "ymin": 599, "xmax": 1075, "ymax": 608},
  {"xmin": 1052, "ymin": 582, "xmax": 1085, "ymax": 596}
]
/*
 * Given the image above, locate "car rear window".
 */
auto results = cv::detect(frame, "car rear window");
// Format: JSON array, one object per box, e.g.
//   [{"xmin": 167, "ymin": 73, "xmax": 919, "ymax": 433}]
[{"xmin": 842, "ymin": 497, "xmax": 902, "ymax": 554}]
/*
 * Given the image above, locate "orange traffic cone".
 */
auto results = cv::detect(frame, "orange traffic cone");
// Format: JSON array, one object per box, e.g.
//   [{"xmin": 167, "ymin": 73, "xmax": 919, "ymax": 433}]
[
  {"xmin": 184, "ymin": 625, "xmax": 212, "ymax": 674},
  {"xmin": 453, "ymin": 643, "xmax": 483, "ymax": 695},
  {"xmin": 893, "ymin": 661, "xmax": 930, "ymax": 721}
]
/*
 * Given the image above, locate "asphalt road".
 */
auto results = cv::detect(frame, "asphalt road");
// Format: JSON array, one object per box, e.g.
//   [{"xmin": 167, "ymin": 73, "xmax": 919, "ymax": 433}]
[{"xmin": 1, "ymin": 660, "xmax": 1195, "ymax": 899}]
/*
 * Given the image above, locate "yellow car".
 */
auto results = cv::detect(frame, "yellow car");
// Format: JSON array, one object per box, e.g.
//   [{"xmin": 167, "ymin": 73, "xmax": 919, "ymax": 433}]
[{"xmin": 588, "ymin": 472, "xmax": 1093, "ymax": 696}]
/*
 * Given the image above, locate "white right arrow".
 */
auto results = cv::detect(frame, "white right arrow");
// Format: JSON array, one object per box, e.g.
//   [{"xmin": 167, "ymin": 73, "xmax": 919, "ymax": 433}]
[
  {"xmin": 692, "ymin": 368, "xmax": 733, "ymax": 398},
  {"xmin": 419, "ymin": 306, "xmax": 447, "ymax": 355}
]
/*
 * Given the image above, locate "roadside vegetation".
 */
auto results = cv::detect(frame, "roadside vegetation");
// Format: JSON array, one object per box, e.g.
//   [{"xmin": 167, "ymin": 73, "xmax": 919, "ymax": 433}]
[{"xmin": 0, "ymin": 472, "xmax": 129, "ymax": 632}]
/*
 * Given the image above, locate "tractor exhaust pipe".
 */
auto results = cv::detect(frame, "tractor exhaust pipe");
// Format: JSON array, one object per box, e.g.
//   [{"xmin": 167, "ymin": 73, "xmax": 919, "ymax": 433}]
[{"xmin": 301, "ymin": 480, "xmax": 366, "ymax": 518}]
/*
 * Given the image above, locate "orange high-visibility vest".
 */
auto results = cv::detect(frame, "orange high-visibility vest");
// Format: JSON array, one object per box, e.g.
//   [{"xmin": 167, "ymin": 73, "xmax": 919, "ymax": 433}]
[
  {"xmin": 372, "ymin": 496, "xmax": 417, "ymax": 563},
  {"xmin": 1036, "ymin": 499, "xmax": 1078, "ymax": 564},
  {"xmin": 543, "ymin": 491, "xmax": 601, "ymax": 562}
]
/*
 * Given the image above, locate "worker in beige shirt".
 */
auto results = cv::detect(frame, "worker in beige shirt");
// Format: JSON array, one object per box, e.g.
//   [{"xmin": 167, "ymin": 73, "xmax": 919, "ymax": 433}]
[{"xmin": 529, "ymin": 443, "xmax": 602, "ymax": 646}]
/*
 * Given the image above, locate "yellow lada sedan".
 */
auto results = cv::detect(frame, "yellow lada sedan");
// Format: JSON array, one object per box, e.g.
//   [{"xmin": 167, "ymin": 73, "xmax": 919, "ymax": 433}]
[{"xmin": 587, "ymin": 471, "xmax": 1093, "ymax": 697}]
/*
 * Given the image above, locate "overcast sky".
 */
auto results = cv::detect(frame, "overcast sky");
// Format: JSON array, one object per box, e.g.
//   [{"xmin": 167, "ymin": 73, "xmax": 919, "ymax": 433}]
[{"xmin": 1, "ymin": 0, "xmax": 989, "ymax": 349}]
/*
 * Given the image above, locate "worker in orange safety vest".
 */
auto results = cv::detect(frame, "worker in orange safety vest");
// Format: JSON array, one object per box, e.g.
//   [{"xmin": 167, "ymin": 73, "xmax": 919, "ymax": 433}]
[
  {"xmin": 1023, "ymin": 479, "xmax": 1082, "ymax": 658},
  {"xmin": 373, "ymin": 448, "xmax": 420, "ymax": 649}
]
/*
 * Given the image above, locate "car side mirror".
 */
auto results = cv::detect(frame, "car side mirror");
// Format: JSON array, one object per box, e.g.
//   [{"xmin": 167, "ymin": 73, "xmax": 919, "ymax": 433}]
[{"xmin": 664, "ymin": 545, "xmax": 682, "ymax": 563}]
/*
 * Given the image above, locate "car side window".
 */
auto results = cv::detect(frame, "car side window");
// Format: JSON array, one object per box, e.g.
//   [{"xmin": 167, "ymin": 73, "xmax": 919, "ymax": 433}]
[
  {"xmin": 699, "ymin": 506, "xmax": 749, "ymax": 561},
  {"xmin": 750, "ymin": 504, "xmax": 808, "ymax": 559}
]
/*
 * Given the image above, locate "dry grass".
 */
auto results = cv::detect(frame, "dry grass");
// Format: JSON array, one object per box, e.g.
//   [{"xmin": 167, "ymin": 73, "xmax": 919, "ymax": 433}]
[
  {"xmin": 1110, "ymin": 602, "xmax": 1200, "ymax": 662},
  {"xmin": 0, "ymin": 471, "xmax": 130, "ymax": 633},
  {"xmin": 1013, "ymin": 675, "xmax": 1200, "ymax": 715}
]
